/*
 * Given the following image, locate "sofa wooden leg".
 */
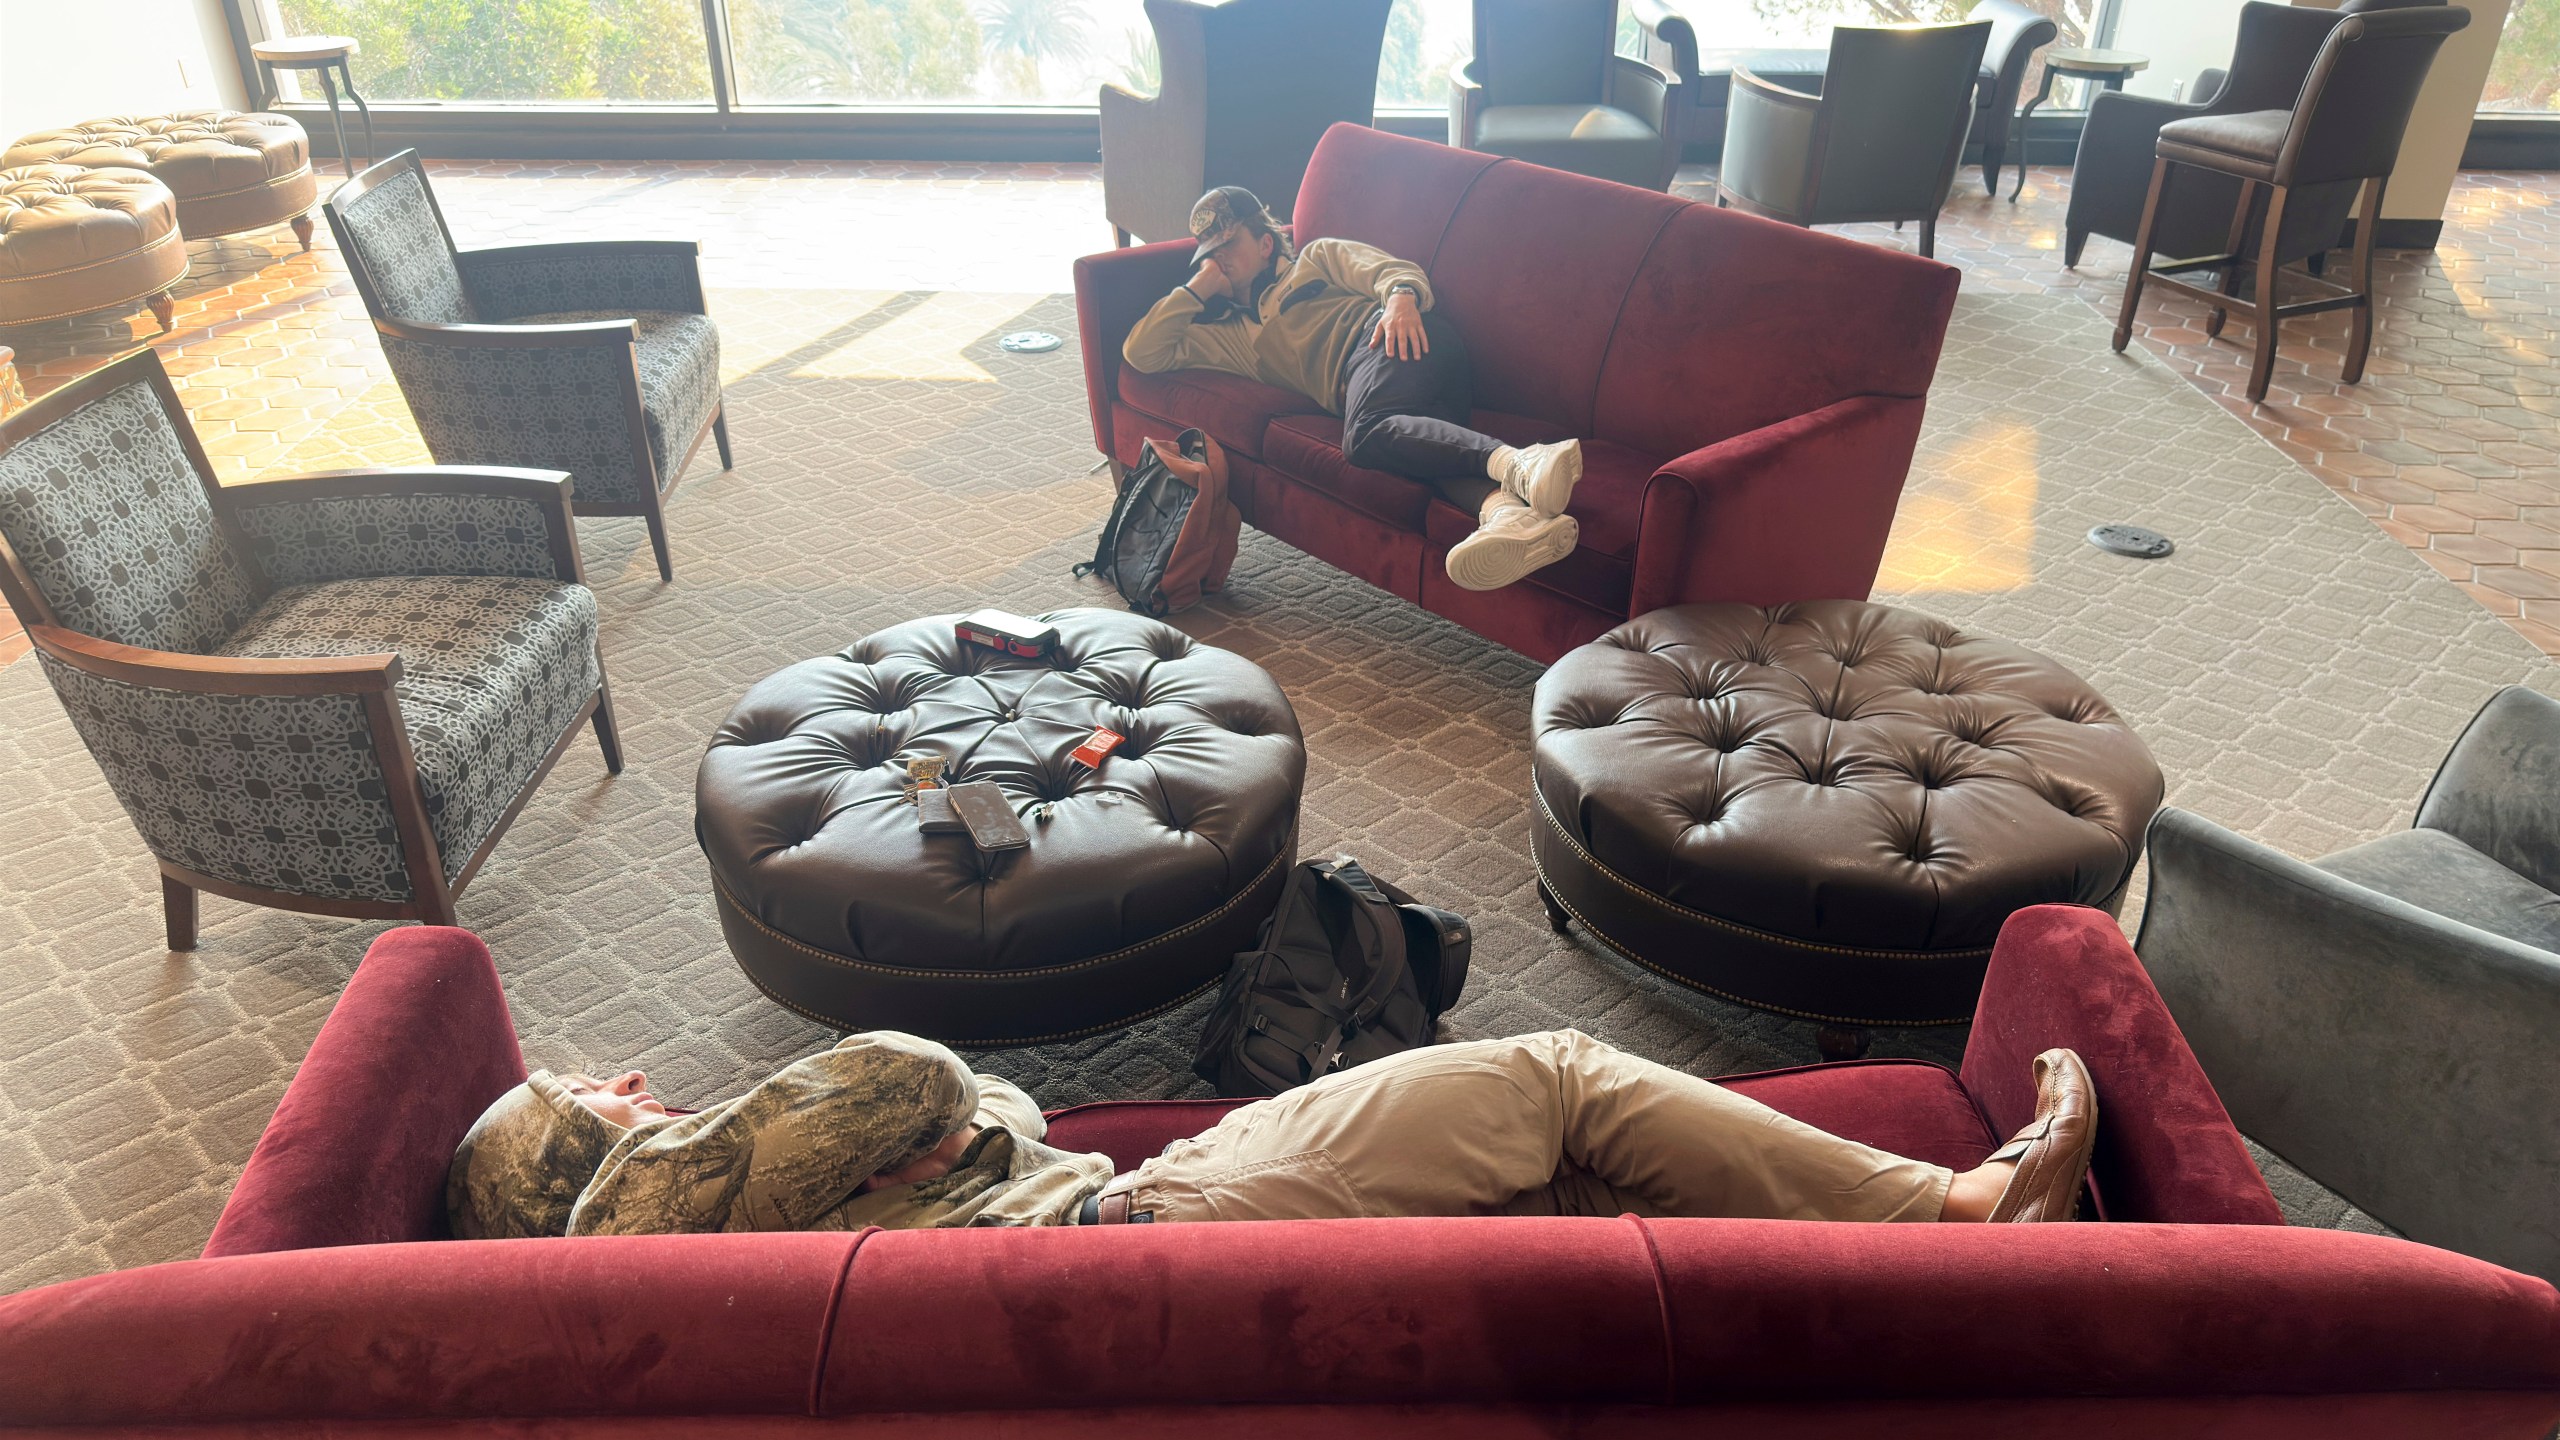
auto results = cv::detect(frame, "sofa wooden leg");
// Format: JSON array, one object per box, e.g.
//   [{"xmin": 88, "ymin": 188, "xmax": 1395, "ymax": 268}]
[
  {"xmin": 1816, "ymin": 1025, "xmax": 1872, "ymax": 1062},
  {"xmin": 146, "ymin": 292, "xmax": 175, "ymax": 333},
  {"xmin": 592, "ymin": 680, "xmax": 625, "ymax": 774},
  {"xmin": 712, "ymin": 409, "xmax": 733, "ymax": 470},
  {"xmin": 290, "ymin": 214, "xmax": 315, "ymax": 251},
  {"xmin": 162, "ymin": 874, "xmax": 198, "ymax": 952},
  {"xmin": 643, "ymin": 503, "xmax": 673, "ymax": 583}
]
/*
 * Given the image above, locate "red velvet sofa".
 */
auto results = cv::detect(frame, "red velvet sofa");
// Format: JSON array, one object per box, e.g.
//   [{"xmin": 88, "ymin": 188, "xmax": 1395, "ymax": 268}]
[
  {"xmin": 4, "ymin": 907, "xmax": 2558, "ymax": 1435},
  {"xmin": 1072, "ymin": 123, "xmax": 1962, "ymax": 663}
]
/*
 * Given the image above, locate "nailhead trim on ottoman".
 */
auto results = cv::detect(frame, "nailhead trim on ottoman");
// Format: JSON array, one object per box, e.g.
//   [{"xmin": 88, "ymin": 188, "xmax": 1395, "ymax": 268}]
[
  {"xmin": 1531, "ymin": 600, "xmax": 2163, "ymax": 1026},
  {"xmin": 697, "ymin": 609, "xmax": 1307, "ymax": 1044}
]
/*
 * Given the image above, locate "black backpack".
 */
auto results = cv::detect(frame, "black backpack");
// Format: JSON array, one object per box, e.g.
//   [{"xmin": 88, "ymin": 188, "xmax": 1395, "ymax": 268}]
[
  {"xmin": 1192, "ymin": 857, "xmax": 1472, "ymax": 1098},
  {"xmin": 1074, "ymin": 428, "xmax": 1240, "ymax": 616}
]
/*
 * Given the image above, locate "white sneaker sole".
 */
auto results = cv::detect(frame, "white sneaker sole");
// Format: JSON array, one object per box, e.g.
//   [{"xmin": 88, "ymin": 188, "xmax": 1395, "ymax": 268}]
[
  {"xmin": 1512, "ymin": 441, "xmax": 1583, "ymax": 518},
  {"xmin": 1445, "ymin": 515, "xmax": 1580, "ymax": 591}
]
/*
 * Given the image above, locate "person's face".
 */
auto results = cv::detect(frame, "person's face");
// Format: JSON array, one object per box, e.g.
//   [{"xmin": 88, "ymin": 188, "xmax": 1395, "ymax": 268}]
[
  {"xmin": 1203, "ymin": 227, "xmax": 1276, "ymax": 293},
  {"xmin": 563, "ymin": 1070, "xmax": 667, "ymax": 1129}
]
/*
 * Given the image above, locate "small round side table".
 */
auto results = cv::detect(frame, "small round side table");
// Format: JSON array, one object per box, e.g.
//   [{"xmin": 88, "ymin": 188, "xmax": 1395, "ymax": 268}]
[
  {"xmin": 2011, "ymin": 46, "xmax": 2149, "ymax": 201},
  {"xmin": 253, "ymin": 36, "xmax": 375, "ymax": 179}
]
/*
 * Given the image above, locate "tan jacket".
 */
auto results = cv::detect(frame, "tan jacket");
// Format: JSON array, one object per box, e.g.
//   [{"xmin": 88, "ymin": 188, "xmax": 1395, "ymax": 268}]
[
  {"xmin": 563, "ymin": 1034, "xmax": 1114, "ymax": 1234},
  {"xmin": 1122, "ymin": 237, "xmax": 1434, "ymax": 414}
]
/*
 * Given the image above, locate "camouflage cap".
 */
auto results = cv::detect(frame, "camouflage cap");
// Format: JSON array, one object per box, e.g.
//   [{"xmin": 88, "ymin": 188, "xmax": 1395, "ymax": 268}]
[
  {"xmin": 1189, "ymin": 185, "xmax": 1283, "ymax": 262},
  {"xmin": 446, "ymin": 1070, "xmax": 634, "ymax": 1239}
]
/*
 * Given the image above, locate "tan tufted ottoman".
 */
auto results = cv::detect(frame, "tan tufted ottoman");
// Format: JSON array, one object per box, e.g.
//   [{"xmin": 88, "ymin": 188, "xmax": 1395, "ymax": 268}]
[
  {"xmin": 3, "ymin": 111, "xmax": 316, "ymax": 249},
  {"xmin": 698, "ymin": 609, "xmax": 1308, "ymax": 1044},
  {"xmin": 0, "ymin": 165, "xmax": 184, "ymax": 330},
  {"xmin": 1531, "ymin": 601, "xmax": 2163, "ymax": 1051}
]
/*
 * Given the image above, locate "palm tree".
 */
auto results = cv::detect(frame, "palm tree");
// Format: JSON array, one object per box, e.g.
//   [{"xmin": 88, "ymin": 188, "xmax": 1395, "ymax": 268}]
[{"xmin": 978, "ymin": 0, "xmax": 1093, "ymax": 72}]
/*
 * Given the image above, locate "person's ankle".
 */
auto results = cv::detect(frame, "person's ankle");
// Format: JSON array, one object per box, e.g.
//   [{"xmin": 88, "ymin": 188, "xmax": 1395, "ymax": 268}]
[
  {"xmin": 1485, "ymin": 445, "xmax": 1517, "ymax": 482},
  {"xmin": 1938, "ymin": 1160, "xmax": 2015, "ymax": 1222}
]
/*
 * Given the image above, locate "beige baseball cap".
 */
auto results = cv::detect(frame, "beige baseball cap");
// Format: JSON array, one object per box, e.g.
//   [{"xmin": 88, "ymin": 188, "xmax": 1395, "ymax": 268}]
[{"xmin": 1189, "ymin": 185, "xmax": 1283, "ymax": 262}]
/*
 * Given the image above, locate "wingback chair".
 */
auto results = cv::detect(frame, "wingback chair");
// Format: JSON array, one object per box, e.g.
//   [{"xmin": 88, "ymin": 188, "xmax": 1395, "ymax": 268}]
[
  {"xmin": 1716, "ymin": 22, "xmax": 1992, "ymax": 258},
  {"xmin": 1969, "ymin": 0, "xmax": 2060, "ymax": 197},
  {"xmin": 2062, "ymin": 0, "xmax": 2446, "ymax": 268},
  {"xmin": 322, "ymin": 151, "xmax": 728, "ymax": 582},
  {"xmin": 1100, "ymin": 0, "xmax": 1393, "ymax": 246},
  {"xmin": 1450, "ymin": 0, "xmax": 1683, "ymax": 191},
  {"xmin": 2137, "ymin": 686, "xmax": 2560, "ymax": 1284},
  {"xmin": 0, "ymin": 349, "xmax": 620, "ymax": 949}
]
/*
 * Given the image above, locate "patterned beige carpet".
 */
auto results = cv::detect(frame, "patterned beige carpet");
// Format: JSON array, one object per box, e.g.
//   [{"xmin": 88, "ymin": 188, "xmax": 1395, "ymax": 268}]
[{"xmin": 1, "ymin": 287, "xmax": 2546, "ymax": 1295}]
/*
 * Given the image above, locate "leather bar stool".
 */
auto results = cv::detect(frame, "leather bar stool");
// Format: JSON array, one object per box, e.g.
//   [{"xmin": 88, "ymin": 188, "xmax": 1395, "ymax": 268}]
[
  {"xmin": 2109, "ymin": 5, "xmax": 2468, "ymax": 403},
  {"xmin": 253, "ymin": 36, "xmax": 374, "ymax": 179}
]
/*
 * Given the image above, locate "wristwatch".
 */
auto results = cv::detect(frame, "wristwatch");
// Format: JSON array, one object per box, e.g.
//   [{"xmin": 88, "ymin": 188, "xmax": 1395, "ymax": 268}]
[{"xmin": 1386, "ymin": 281, "xmax": 1421, "ymax": 301}]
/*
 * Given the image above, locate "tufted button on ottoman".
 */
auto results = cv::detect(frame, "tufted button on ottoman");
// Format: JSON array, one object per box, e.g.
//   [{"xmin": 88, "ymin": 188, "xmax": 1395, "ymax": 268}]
[
  {"xmin": 698, "ymin": 610, "xmax": 1306, "ymax": 1043},
  {"xmin": 1532, "ymin": 601, "xmax": 2162, "ymax": 1042},
  {"xmin": 0, "ymin": 164, "xmax": 185, "ymax": 330},
  {"xmin": 4, "ymin": 111, "xmax": 317, "ymax": 249}
]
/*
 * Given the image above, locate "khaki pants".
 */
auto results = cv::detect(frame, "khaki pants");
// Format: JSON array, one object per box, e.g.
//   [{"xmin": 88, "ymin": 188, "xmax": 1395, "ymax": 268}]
[{"xmin": 1109, "ymin": 1030, "xmax": 1949, "ymax": 1223}]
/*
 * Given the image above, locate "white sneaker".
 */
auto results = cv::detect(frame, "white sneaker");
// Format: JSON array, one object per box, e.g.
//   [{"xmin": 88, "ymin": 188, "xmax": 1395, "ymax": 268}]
[
  {"xmin": 1497, "ymin": 440, "xmax": 1583, "ymax": 517},
  {"xmin": 1445, "ymin": 501, "xmax": 1579, "ymax": 591}
]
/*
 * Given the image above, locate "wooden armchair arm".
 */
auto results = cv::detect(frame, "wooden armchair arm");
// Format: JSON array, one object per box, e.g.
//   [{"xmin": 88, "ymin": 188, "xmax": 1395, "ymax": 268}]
[
  {"xmin": 1448, "ymin": 59, "xmax": 1486, "ymax": 149},
  {"xmin": 218, "ymin": 466, "xmax": 585, "ymax": 586},
  {"xmin": 371, "ymin": 315, "xmax": 638, "ymax": 349},
  {"xmin": 1718, "ymin": 67, "xmax": 1822, "ymax": 221},
  {"xmin": 1631, "ymin": 0, "xmax": 1700, "ymax": 87},
  {"xmin": 28, "ymin": 623, "xmax": 399, "ymax": 695}
]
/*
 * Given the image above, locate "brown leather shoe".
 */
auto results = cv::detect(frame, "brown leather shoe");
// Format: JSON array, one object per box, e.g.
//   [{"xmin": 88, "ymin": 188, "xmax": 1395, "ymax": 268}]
[{"xmin": 1986, "ymin": 1048, "xmax": 2098, "ymax": 1223}]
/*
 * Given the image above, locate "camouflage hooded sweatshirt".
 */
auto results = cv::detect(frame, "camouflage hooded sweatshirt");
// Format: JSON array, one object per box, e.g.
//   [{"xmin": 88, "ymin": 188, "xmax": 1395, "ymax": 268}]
[{"xmin": 446, "ymin": 1031, "xmax": 1114, "ymax": 1238}]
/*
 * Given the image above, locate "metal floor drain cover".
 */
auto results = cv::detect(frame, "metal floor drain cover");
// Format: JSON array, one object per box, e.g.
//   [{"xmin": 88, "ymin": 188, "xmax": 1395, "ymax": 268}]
[
  {"xmin": 2088, "ymin": 523, "xmax": 2175, "ymax": 559},
  {"xmin": 999, "ymin": 331, "xmax": 1062, "ymax": 353}
]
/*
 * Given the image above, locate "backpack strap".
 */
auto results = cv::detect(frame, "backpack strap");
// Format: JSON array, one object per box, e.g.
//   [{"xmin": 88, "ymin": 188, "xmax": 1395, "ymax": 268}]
[
  {"xmin": 1072, "ymin": 452, "xmax": 1144, "ymax": 581},
  {"xmin": 1311, "ymin": 857, "xmax": 1412, "ymax": 1032}
]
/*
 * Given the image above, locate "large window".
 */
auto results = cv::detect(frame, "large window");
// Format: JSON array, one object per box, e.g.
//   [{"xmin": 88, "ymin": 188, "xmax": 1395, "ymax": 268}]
[
  {"xmin": 268, "ymin": 0, "xmax": 715, "ymax": 101},
  {"xmin": 2481, "ymin": 0, "xmax": 2556, "ymax": 112}
]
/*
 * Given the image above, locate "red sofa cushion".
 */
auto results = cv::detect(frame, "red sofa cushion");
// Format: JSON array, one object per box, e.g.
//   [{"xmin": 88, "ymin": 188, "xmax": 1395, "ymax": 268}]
[
  {"xmin": 1045, "ymin": 1058, "xmax": 1994, "ymax": 1182},
  {"xmin": 1117, "ymin": 367, "xmax": 1322, "ymax": 460}
]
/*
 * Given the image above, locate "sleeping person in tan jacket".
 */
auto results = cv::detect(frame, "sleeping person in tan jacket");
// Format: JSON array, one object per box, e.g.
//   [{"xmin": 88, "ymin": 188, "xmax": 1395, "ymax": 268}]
[{"xmin": 1122, "ymin": 186, "xmax": 1585, "ymax": 592}]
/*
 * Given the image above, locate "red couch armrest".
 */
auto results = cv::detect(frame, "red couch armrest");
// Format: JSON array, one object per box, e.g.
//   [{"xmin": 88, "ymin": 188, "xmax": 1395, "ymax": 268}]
[
  {"xmin": 1073, "ymin": 239, "xmax": 1198, "ymax": 457},
  {"xmin": 201, "ymin": 926, "xmax": 527, "ymax": 1257},
  {"xmin": 1960, "ymin": 904, "xmax": 2282, "ymax": 1225},
  {"xmin": 1629, "ymin": 393, "xmax": 1928, "ymax": 616}
]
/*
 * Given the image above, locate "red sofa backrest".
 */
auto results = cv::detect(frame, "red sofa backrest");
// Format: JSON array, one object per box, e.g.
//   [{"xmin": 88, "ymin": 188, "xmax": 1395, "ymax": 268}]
[{"xmin": 1290, "ymin": 124, "xmax": 1960, "ymax": 460}]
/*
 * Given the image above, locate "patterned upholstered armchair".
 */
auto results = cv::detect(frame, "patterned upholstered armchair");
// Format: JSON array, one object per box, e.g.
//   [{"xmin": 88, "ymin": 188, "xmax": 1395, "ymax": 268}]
[
  {"xmin": 322, "ymin": 150, "xmax": 728, "ymax": 582},
  {"xmin": 0, "ymin": 349, "xmax": 620, "ymax": 949}
]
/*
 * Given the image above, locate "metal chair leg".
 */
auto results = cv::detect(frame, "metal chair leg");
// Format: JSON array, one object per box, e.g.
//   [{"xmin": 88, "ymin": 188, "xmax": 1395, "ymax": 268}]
[
  {"xmin": 339, "ymin": 59, "xmax": 376, "ymax": 171},
  {"xmin": 317, "ymin": 65, "xmax": 355, "ymax": 179}
]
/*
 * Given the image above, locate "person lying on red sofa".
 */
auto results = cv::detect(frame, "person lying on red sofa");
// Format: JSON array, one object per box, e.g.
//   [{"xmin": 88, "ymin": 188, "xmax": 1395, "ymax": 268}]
[
  {"xmin": 1122, "ymin": 186, "xmax": 1586, "ymax": 593},
  {"xmin": 447, "ymin": 1028, "xmax": 2095, "ymax": 1238}
]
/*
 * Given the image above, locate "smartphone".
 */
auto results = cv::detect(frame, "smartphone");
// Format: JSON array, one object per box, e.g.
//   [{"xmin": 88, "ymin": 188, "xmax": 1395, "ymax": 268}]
[{"xmin": 946, "ymin": 781, "xmax": 1030, "ymax": 852}]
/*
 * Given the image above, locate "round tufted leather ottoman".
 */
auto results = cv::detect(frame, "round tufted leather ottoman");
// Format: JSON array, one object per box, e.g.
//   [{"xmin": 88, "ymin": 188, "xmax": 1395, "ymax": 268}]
[
  {"xmin": 698, "ymin": 610, "xmax": 1306, "ymax": 1044},
  {"xmin": 1532, "ymin": 601, "xmax": 2161, "ymax": 1036},
  {"xmin": 0, "ymin": 165, "xmax": 185, "ymax": 329},
  {"xmin": 3, "ymin": 112, "xmax": 316, "ymax": 248}
]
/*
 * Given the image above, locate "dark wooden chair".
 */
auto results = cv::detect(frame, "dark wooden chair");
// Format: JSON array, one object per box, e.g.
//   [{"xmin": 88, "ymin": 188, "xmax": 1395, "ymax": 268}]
[
  {"xmin": 0, "ymin": 348, "xmax": 620, "ymax": 948},
  {"xmin": 1715, "ymin": 21, "xmax": 1992, "ymax": 258},
  {"xmin": 323, "ymin": 151, "xmax": 728, "ymax": 581},
  {"xmin": 1450, "ymin": 0, "xmax": 1684, "ymax": 192},
  {"xmin": 1968, "ymin": 0, "xmax": 2059, "ymax": 198},
  {"xmin": 2110, "ymin": 3, "xmax": 2469, "ymax": 401},
  {"xmin": 1100, "ymin": 0, "xmax": 1393, "ymax": 246}
]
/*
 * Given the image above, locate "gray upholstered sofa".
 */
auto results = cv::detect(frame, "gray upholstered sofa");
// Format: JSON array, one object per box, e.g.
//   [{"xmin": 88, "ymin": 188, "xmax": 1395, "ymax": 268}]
[{"xmin": 2138, "ymin": 684, "xmax": 2560, "ymax": 1283}]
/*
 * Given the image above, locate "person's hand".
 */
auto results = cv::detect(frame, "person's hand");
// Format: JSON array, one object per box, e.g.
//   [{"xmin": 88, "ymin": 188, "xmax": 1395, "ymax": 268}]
[
  {"xmin": 1187, "ymin": 258, "xmax": 1230, "ymax": 301},
  {"xmin": 1370, "ymin": 291, "xmax": 1428, "ymax": 360}
]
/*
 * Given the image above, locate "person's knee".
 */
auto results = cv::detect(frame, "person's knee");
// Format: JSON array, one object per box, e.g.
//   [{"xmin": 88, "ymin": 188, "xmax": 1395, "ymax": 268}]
[{"xmin": 1342, "ymin": 418, "xmax": 1390, "ymax": 470}]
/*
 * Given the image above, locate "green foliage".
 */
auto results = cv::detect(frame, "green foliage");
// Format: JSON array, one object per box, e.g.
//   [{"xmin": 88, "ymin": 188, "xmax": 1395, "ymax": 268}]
[
  {"xmin": 1112, "ymin": 25, "xmax": 1159, "ymax": 95},
  {"xmin": 731, "ymin": 0, "xmax": 986, "ymax": 101},
  {"xmin": 2483, "ymin": 0, "xmax": 2558, "ymax": 110},
  {"xmin": 277, "ymin": 0, "xmax": 711, "ymax": 100},
  {"xmin": 1377, "ymin": 0, "xmax": 1446, "ymax": 106}
]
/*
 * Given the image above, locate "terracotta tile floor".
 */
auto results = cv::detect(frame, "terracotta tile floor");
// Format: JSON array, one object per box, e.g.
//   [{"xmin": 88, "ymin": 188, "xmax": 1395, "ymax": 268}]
[{"xmin": 0, "ymin": 156, "xmax": 2553, "ymax": 669}]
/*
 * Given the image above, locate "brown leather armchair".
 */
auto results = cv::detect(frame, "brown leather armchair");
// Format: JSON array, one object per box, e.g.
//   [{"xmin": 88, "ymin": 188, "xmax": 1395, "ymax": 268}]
[
  {"xmin": 1449, "ymin": 0, "xmax": 1683, "ymax": 191},
  {"xmin": 1100, "ymin": 0, "xmax": 1393, "ymax": 245}
]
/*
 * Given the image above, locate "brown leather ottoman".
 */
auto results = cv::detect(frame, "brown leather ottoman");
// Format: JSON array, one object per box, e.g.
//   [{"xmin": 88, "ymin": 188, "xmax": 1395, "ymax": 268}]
[
  {"xmin": 698, "ymin": 610, "xmax": 1305, "ymax": 1044},
  {"xmin": 3, "ymin": 112, "xmax": 317, "ymax": 248},
  {"xmin": 1532, "ymin": 601, "xmax": 2161, "ymax": 1045},
  {"xmin": 0, "ymin": 165, "xmax": 185, "ymax": 330}
]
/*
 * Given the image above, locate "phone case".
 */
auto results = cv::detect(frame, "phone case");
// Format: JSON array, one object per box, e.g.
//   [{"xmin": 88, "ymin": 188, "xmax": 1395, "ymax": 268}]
[{"xmin": 947, "ymin": 781, "xmax": 1030, "ymax": 851}]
